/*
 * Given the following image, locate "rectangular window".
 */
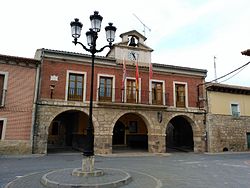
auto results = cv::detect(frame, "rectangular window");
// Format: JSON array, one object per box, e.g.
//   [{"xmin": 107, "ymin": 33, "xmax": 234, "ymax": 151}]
[
  {"xmin": 175, "ymin": 84, "xmax": 186, "ymax": 107},
  {"xmin": 247, "ymin": 133, "xmax": 250, "ymax": 149},
  {"xmin": 99, "ymin": 77, "xmax": 112, "ymax": 102},
  {"xmin": 0, "ymin": 120, "xmax": 3, "ymax": 140},
  {"xmin": 68, "ymin": 73, "xmax": 84, "ymax": 101},
  {"xmin": 231, "ymin": 103, "xmax": 240, "ymax": 117},
  {"xmin": 0, "ymin": 75, "xmax": 4, "ymax": 106},
  {"xmin": 129, "ymin": 121, "xmax": 138, "ymax": 133},
  {"xmin": 152, "ymin": 82, "xmax": 163, "ymax": 105},
  {"xmin": 126, "ymin": 79, "xmax": 137, "ymax": 103}
]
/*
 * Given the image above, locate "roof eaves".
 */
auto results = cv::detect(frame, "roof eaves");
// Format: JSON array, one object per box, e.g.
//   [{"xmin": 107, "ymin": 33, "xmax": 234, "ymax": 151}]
[{"xmin": 0, "ymin": 54, "xmax": 40, "ymax": 65}]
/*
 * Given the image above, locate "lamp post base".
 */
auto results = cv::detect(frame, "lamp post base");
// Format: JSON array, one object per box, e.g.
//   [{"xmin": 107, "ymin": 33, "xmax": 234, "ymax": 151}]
[
  {"xmin": 82, "ymin": 156, "xmax": 95, "ymax": 172},
  {"xmin": 72, "ymin": 167, "xmax": 104, "ymax": 177},
  {"xmin": 39, "ymin": 167, "xmax": 133, "ymax": 188}
]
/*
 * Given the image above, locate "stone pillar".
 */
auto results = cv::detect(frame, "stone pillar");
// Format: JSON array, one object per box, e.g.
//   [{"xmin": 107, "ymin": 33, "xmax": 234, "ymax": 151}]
[
  {"xmin": 94, "ymin": 133, "xmax": 112, "ymax": 154},
  {"xmin": 148, "ymin": 134, "xmax": 166, "ymax": 153},
  {"xmin": 33, "ymin": 122, "xmax": 48, "ymax": 154},
  {"xmin": 33, "ymin": 105, "xmax": 50, "ymax": 154}
]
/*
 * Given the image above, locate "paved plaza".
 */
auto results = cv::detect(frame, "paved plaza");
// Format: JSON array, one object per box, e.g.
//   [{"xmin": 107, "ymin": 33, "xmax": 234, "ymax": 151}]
[{"xmin": 1, "ymin": 151, "xmax": 250, "ymax": 188}]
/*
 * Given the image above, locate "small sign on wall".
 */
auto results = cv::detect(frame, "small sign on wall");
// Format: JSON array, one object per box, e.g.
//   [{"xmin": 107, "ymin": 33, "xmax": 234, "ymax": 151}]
[{"xmin": 50, "ymin": 75, "xmax": 58, "ymax": 81}]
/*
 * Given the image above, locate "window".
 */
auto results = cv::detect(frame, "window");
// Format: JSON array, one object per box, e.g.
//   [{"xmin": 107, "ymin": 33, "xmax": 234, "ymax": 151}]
[
  {"xmin": 152, "ymin": 82, "xmax": 163, "ymax": 105},
  {"xmin": 247, "ymin": 133, "xmax": 250, "ymax": 149},
  {"xmin": 99, "ymin": 77, "xmax": 112, "ymax": 102},
  {"xmin": 129, "ymin": 121, "xmax": 137, "ymax": 133},
  {"xmin": 0, "ymin": 72, "xmax": 8, "ymax": 107},
  {"xmin": 68, "ymin": 73, "xmax": 84, "ymax": 101},
  {"xmin": 0, "ymin": 119, "xmax": 6, "ymax": 140},
  {"xmin": 0, "ymin": 75, "xmax": 4, "ymax": 106},
  {"xmin": 175, "ymin": 84, "xmax": 186, "ymax": 107},
  {"xmin": 231, "ymin": 103, "xmax": 240, "ymax": 117},
  {"xmin": 126, "ymin": 79, "xmax": 137, "ymax": 103},
  {"xmin": 0, "ymin": 120, "xmax": 3, "ymax": 140}
]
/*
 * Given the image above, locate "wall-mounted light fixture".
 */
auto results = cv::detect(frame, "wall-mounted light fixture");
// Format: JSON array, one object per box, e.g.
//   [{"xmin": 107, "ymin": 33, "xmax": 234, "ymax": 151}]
[
  {"xmin": 50, "ymin": 84, "xmax": 55, "ymax": 99},
  {"xmin": 157, "ymin": 111, "xmax": 162, "ymax": 123}
]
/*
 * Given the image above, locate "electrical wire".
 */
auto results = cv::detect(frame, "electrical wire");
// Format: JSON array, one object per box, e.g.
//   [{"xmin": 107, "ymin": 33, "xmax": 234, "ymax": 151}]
[
  {"xmin": 206, "ymin": 61, "xmax": 250, "ymax": 84},
  {"xmin": 219, "ymin": 65, "xmax": 248, "ymax": 83}
]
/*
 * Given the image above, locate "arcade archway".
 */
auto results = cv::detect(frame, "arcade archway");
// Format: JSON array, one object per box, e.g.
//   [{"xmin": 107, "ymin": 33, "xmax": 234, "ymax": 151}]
[
  {"xmin": 166, "ymin": 116, "xmax": 194, "ymax": 152},
  {"xmin": 47, "ymin": 110, "xmax": 90, "ymax": 153},
  {"xmin": 112, "ymin": 113, "xmax": 148, "ymax": 152}
]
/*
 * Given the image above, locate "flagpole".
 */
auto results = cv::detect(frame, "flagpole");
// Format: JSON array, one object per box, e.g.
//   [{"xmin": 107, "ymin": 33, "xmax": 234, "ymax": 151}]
[
  {"xmin": 122, "ymin": 57, "xmax": 126, "ymax": 103},
  {"xmin": 149, "ymin": 62, "xmax": 152, "ymax": 104},
  {"xmin": 135, "ymin": 57, "xmax": 139, "ymax": 104}
]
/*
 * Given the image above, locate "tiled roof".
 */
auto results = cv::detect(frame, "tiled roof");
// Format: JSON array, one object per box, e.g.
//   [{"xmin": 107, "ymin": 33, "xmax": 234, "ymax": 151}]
[
  {"xmin": 39, "ymin": 48, "xmax": 111, "ymax": 60},
  {"xmin": 0, "ymin": 54, "xmax": 39, "ymax": 64},
  {"xmin": 206, "ymin": 83, "xmax": 250, "ymax": 95},
  {"xmin": 38, "ymin": 48, "xmax": 207, "ymax": 76},
  {"xmin": 153, "ymin": 62, "xmax": 207, "ymax": 74}
]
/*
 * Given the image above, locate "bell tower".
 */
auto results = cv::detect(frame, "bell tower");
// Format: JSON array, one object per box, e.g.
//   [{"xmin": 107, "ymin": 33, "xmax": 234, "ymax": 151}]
[{"xmin": 107, "ymin": 30, "xmax": 153, "ymax": 67}]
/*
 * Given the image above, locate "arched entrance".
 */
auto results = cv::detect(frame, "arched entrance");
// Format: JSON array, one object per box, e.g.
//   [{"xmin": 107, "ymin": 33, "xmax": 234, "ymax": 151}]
[
  {"xmin": 166, "ymin": 116, "xmax": 194, "ymax": 152},
  {"xmin": 47, "ymin": 110, "xmax": 90, "ymax": 153},
  {"xmin": 112, "ymin": 113, "xmax": 148, "ymax": 152},
  {"xmin": 113, "ymin": 121, "xmax": 125, "ymax": 145}
]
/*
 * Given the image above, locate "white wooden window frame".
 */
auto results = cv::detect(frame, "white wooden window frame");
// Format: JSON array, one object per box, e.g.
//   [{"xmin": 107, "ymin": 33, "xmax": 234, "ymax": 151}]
[
  {"xmin": 65, "ymin": 70, "xmax": 87, "ymax": 102},
  {"xmin": 96, "ymin": 74, "xmax": 116, "ymax": 102},
  {"xmin": 173, "ymin": 81, "xmax": 188, "ymax": 108},
  {"xmin": 124, "ymin": 77, "xmax": 141, "ymax": 103},
  {"xmin": 0, "ymin": 71, "xmax": 9, "ymax": 107},
  {"xmin": 230, "ymin": 102, "xmax": 240, "ymax": 117},
  {"xmin": 149, "ymin": 79, "xmax": 165, "ymax": 105},
  {"xmin": 0, "ymin": 118, "xmax": 7, "ymax": 140}
]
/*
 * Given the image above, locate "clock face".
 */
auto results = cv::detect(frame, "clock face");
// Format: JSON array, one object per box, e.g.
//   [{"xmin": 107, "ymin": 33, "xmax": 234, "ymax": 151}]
[{"xmin": 128, "ymin": 51, "xmax": 138, "ymax": 61}]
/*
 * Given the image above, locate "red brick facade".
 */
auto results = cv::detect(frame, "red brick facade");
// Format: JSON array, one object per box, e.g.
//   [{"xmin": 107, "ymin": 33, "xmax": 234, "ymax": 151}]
[
  {"xmin": 40, "ymin": 57, "xmax": 204, "ymax": 108},
  {"xmin": 0, "ymin": 55, "xmax": 39, "ymax": 154},
  {"xmin": 33, "ymin": 48, "xmax": 207, "ymax": 154}
]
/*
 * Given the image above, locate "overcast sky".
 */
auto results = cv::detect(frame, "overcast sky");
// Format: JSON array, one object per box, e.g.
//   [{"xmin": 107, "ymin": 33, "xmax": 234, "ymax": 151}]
[{"xmin": 1, "ymin": 0, "xmax": 250, "ymax": 86}]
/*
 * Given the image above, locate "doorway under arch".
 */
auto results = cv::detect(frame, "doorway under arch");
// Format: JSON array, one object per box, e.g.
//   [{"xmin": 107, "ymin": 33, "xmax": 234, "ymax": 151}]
[
  {"xmin": 112, "ymin": 113, "xmax": 148, "ymax": 152},
  {"xmin": 166, "ymin": 116, "xmax": 194, "ymax": 152},
  {"xmin": 47, "ymin": 110, "xmax": 90, "ymax": 153}
]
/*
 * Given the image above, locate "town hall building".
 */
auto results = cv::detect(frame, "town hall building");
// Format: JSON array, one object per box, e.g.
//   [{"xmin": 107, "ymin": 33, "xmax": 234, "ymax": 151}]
[{"xmin": 32, "ymin": 30, "xmax": 207, "ymax": 154}]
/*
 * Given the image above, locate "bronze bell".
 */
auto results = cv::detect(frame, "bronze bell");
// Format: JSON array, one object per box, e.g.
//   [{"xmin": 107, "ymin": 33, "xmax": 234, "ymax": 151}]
[{"xmin": 128, "ymin": 36, "xmax": 137, "ymax": 47}]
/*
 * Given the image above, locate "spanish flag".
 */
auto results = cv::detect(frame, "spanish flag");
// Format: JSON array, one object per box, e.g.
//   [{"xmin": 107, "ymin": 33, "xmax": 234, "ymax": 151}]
[{"xmin": 121, "ymin": 58, "xmax": 126, "ymax": 102}]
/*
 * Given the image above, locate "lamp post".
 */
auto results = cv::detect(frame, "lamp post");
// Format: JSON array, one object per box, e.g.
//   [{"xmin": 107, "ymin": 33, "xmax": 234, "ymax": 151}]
[{"xmin": 70, "ymin": 11, "xmax": 116, "ymax": 170}]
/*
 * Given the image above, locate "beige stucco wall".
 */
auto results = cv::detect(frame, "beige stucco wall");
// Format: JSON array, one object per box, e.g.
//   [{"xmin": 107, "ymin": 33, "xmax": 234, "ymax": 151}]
[{"xmin": 208, "ymin": 92, "xmax": 250, "ymax": 116}]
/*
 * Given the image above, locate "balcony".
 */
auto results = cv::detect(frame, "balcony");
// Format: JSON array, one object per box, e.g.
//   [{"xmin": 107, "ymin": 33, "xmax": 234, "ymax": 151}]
[
  {"xmin": 97, "ymin": 88, "xmax": 169, "ymax": 106},
  {"xmin": 68, "ymin": 88, "xmax": 83, "ymax": 101}
]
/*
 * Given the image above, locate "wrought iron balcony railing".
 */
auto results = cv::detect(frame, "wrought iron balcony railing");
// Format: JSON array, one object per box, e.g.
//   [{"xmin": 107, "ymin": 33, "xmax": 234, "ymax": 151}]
[{"xmin": 97, "ymin": 88, "xmax": 169, "ymax": 106}]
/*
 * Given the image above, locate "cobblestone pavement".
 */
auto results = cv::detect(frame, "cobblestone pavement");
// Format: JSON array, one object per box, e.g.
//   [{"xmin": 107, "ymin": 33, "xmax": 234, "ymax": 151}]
[{"xmin": 1, "ymin": 152, "xmax": 250, "ymax": 188}]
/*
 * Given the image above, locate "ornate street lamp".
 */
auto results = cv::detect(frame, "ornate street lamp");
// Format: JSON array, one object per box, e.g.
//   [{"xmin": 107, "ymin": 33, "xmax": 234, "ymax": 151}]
[{"xmin": 70, "ymin": 11, "xmax": 116, "ymax": 171}]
